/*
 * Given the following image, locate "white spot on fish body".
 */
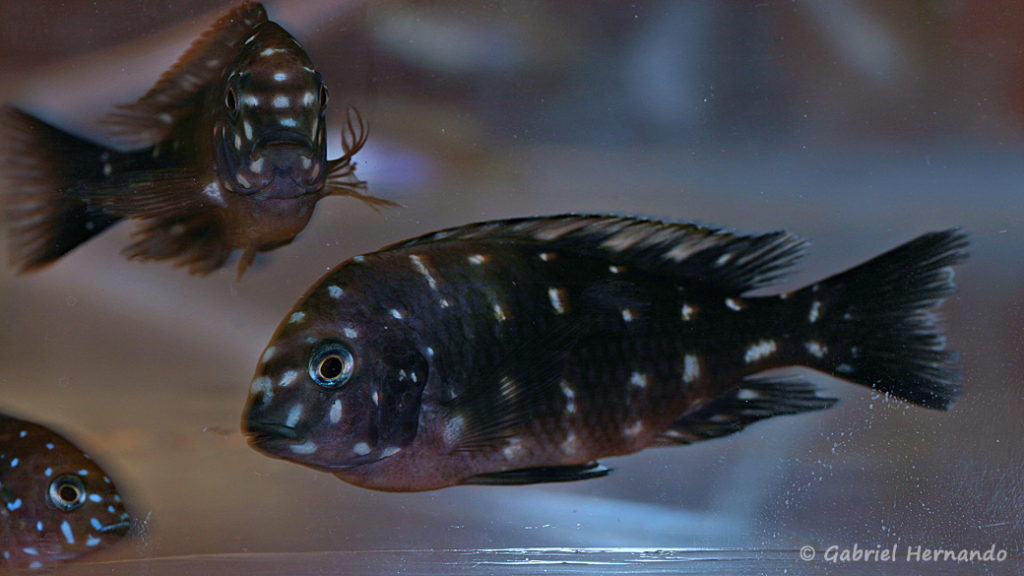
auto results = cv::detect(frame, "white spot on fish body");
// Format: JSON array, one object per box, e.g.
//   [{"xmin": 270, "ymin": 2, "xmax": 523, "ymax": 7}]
[
  {"xmin": 273, "ymin": 95, "xmax": 290, "ymax": 108},
  {"xmin": 623, "ymin": 420, "xmax": 644, "ymax": 437},
  {"xmin": 286, "ymin": 404, "xmax": 303, "ymax": 427},
  {"xmin": 353, "ymin": 256, "xmax": 365, "ymax": 263},
  {"xmin": 328, "ymin": 285, "xmax": 344, "ymax": 298},
  {"xmin": 29, "ymin": 562, "xmax": 42, "ymax": 570},
  {"xmin": 262, "ymin": 48, "xmax": 286, "ymax": 57},
  {"xmin": 630, "ymin": 372, "xmax": 648, "ymax": 389},
  {"xmin": 716, "ymin": 253, "xmax": 734, "ymax": 266},
  {"xmin": 289, "ymin": 312, "xmax": 306, "ymax": 324},
  {"xmin": 103, "ymin": 163, "xmax": 112, "ymax": 177},
  {"xmin": 330, "ymin": 399, "xmax": 343, "ymax": 424},
  {"xmin": 234, "ymin": 134, "xmax": 243, "ymax": 150},
  {"xmin": 609, "ymin": 265, "xmax": 625, "ymax": 274},
  {"xmin": 560, "ymin": 431, "xmax": 579, "ymax": 454},
  {"xmin": 805, "ymin": 341, "xmax": 828, "ymax": 358},
  {"xmin": 7, "ymin": 498, "xmax": 22, "ymax": 511},
  {"xmin": 809, "ymin": 301, "xmax": 822, "ymax": 323},
  {"xmin": 21, "ymin": 547, "xmax": 37, "ymax": 555},
  {"xmin": 744, "ymin": 339, "xmax": 778, "ymax": 364},
  {"xmin": 45, "ymin": 443, "xmax": 53, "ymax": 451},
  {"xmin": 390, "ymin": 309, "xmax": 404, "ymax": 320},
  {"xmin": 683, "ymin": 354, "xmax": 701, "ymax": 383},
  {"xmin": 737, "ymin": 388, "xmax": 761, "ymax": 400},
  {"xmin": 280, "ymin": 117, "xmax": 298, "ymax": 128},
  {"xmin": 86, "ymin": 535, "xmax": 102, "ymax": 547},
  {"xmin": 261, "ymin": 346, "xmax": 276, "ymax": 363},
  {"xmin": 681, "ymin": 304, "xmax": 697, "ymax": 321},
  {"xmin": 621, "ymin": 309, "xmax": 636, "ymax": 322},
  {"xmin": 18, "ymin": 430, "xmax": 25, "ymax": 438},
  {"xmin": 250, "ymin": 376, "xmax": 273, "ymax": 402},
  {"xmin": 10, "ymin": 458, "xmax": 17, "ymax": 468},
  {"xmin": 372, "ymin": 391, "xmax": 380, "ymax": 406},
  {"xmin": 245, "ymin": 94, "xmax": 260, "ymax": 107},
  {"xmin": 273, "ymin": 71, "xmax": 289, "ymax": 81},
  {"xmin": 725, "ymin": 298, "xmax": 744, "ymax": 311},
  {"xmin": 444, "ymin": 414, "xmax": 465, "ymax": 447},
  {"xmin": 344, "ymin": 327, "xmax": 358, "ymax": 339},
  {"xmin": 158, "ymin": 112, "xmax": 172, "ymax": 124},
  {"xmin": 382, "ymin": 447, "xmax": 402, "ymax": 458},
  {"xmin": 243, "ymin": 121, "xmax": 253, "ymax": 140},
  {"xmin": 538, "ymin": 252, "xmax": 556, "ymax": 262},
  {"xmin": 203, "ymin": 182, "xmax": 227, "ymax": 206},
  {"xmin": 468, "ymin": 254, "xmax": 489, "ymax": 265},
  {"xmin": 236, "ymin": 171, "xmax": 251, "ymax": 188},
  {"xmin": 410, "ymin": 254, "xmax": 439, "ymax": 291},
  {"xmin": 836, "ymin": 363, "xmax": 855, "ymax": 374},
  {"xmin": 548, "ymin": 287, "xmax": 568, "ymax": 314},
  {"xmin": 44, "ymin": 467, "xmax": 52, "ymax": 477},
  {"xmin": 302, "ymin": 91, "xmax": 316, "ymax": 106},
  {"xmin": 289, "ymin": 440, "xmax": 318, "ymax": 455},
  {"xmin": 301, "ymin": 156, "xmax": 312, "ymax": 170},
  {"xmin": 493, "ymin": 303, "xmax": 508, "ymax": 322},
  {"xmin": 560, "ymin": 380, "xmax": 577, "ymax": 414},
  {"xmin": 61, "ymin": 520, "xmax": 75, "ymax": 544},
  {"xmin": 88, "ymin": 494, "xmax": 101, "ymax": 503},
  {"xmin": 501, "ymin": 438, "xmax": 524, "ymax": 460},
  {"xmin": 90, "ymin": 518, "xmax": 102, "ymax": 531},
  {"xmin": 36, "ymin": 521, "xmax": 42, "ymax": 532},
  {"xmin": 353, "ymin": 442, "xmax": 372, "ymax": 456}
]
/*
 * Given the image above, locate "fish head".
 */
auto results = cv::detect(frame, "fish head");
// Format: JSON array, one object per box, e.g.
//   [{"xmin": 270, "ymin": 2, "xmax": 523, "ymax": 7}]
[
  {"xmin": 243, "ymin": 259, "xmax": 430, "ymax": 472},
  {"xmin": 215, "ymin": 21, "xmax": 329, "ymax": 199},
  {"xmin": 0, "ymin": 420, "xmax": 130, "ymax": 569}
]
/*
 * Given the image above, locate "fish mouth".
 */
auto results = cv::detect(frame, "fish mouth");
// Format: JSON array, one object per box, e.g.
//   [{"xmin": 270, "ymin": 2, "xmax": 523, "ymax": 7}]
[
  {"xmin": 246, "ymin": 421, "xmax": 302, "ymax": 443},
  {"xmin": 98, "ymin": 519, "xmax": 132, "ymax": 536}
]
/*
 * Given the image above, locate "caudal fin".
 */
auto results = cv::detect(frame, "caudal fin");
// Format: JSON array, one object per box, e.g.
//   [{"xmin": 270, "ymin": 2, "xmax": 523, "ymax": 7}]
[
  {"xmin": 1, "ymin": 107, "xmax": 121, "ymax": 271},
  {"xmin": 795, "ymin": 230, "xmax": 969, "ymax": 410}
]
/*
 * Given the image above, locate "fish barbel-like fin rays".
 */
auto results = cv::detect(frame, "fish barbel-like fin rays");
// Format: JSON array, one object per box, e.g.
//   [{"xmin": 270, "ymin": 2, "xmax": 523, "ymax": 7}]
[
  {"xmin": 786, "ymin": 229, "xmax": 968, "ymax": 410},
  {"xmin": 326, "ymin": 106, "xmax": 398, "ymax": 209},
  {"xmin": 655, "ymin": 377, "xmax": 838, "ymax": 445},
  {"xmin": 101, "ymin": 2, "xmax": 269, "ymax": 148},
  {"xmin": 387, "ymin": 215, "xmax": 807, "ymax": 293},
  {"xmin": 1, "ymin": 108, "xmax": 122, "ymax": 270},
  {"xmin": 464, "ymin": 462, "xmax": 611, "ymax": 485}
]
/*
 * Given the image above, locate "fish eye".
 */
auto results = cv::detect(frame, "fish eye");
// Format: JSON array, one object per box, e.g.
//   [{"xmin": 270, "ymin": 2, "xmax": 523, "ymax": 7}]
[
  {"xmin": 226, "ymin": 85, "xmax": 239, "ymax": 116},
  {"xmin": 318, "ymin": 83, "xmax": 329, "ymax": 108},
  {"xmin": 309, "ymin": 340, "xmax": 353, "ymax": 388},
  {"xmin": 48, "ymin": 475, "xmax": 87, "ymax": 512}
]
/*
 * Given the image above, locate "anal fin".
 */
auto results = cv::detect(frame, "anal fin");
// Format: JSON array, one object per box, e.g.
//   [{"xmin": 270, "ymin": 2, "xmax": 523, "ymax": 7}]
[
  {"xmin": 464, "ymin": 462, "xmax": 610, "ymax": 486},
  {"xmin": 657, "ymin": 378, "xmax": 837, "ymax": 445}
]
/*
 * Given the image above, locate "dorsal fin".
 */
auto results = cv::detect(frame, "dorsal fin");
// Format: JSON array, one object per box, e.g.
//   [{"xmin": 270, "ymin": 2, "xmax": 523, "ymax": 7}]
[
  {"xmin": 388, "ymin": 214, "xmax": 806, "ymax": 293},
  {"xmin": 102, "ymin": 2, "xmax": 269, "ymax": 147}
]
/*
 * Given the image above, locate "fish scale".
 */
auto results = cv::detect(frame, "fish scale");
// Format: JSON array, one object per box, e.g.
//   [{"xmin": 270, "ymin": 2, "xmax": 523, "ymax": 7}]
[{"xmin": 243, "ymin": 214, "xmax": 967, "ymax": 492}]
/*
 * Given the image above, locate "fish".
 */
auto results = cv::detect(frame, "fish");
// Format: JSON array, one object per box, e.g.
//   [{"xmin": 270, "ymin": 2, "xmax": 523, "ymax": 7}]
[
  {"xmin": 0, "ymin": 413, "xmax": 131, "ymax": 570},
  {"xmin": 241, "ymin": 214, "xmax": 968, "ymax": 492},
  {"xmin": 0, "ymin": 1, "xmax": 393, "ymax": 277}
]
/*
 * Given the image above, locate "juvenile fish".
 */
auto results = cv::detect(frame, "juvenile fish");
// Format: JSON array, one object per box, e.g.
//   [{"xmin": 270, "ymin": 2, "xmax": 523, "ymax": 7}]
[
  {"xmin": 1, "ymin": 2, "xmax": 393, "ymax": 277},
  {"xmin": 0, "ymin": 413, "xmax": 130, "ymax": 570},
  {"xmin": 242, "ymin": 215, "xmax": 968, "ymax": 491}
]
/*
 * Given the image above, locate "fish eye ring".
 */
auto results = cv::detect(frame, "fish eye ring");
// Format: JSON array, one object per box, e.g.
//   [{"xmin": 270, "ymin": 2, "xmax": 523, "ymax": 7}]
[
  {"xmin": 309, "ymin": 340, "xmax": 354, "ymax": 388},
  {"xmin": 48, "ymin": 475, "xmax": 87, "ymax": 512}
]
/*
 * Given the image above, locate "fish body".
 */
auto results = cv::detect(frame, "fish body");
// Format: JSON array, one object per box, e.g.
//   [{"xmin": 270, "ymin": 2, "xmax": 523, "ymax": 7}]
[
  {"xmin": 1, "ymin": 2, "xmax": 392, "ymax": 277},
  {"xmin": 242, "ymin": 215, "xmax": 968, "ymax": 492},
  {"xmin": 0, "ymin": 413, "xmax": 130, "ymax": 570}
]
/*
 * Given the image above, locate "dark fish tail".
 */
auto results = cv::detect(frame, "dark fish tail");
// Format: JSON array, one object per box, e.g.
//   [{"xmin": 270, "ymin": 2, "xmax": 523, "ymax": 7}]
[
  {"xmin": 791, "ymin": 230, "xmax": 969, "ymax": 410},
  {"xmin": 1, "ymin": 107, "xmax": 122, "ymax": 271}
]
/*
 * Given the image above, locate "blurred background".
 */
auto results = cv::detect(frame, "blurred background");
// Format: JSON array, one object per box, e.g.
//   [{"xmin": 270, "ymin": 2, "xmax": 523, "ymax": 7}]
[{"xmin": 0, "ymin": 1, "xmax": 1021, "ymax": 574}]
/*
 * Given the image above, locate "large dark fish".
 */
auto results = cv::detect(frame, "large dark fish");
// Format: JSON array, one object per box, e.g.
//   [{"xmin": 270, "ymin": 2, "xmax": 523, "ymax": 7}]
[
  {"xmin": 0, "ymin": 1, "xmax": 392, "ymax": 277},
  {"xmin": 242, "ymin": 215, "xmax": 968, "ymax": 492},
  {"xmin": 0, "ymin": 413, "xmax": 130, "ymax": 570}
]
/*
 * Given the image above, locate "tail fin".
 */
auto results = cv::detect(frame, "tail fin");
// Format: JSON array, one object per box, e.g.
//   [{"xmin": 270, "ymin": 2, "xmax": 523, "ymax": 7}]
[
  {"xmin": 795, "ymin": 230, "xmax": 968, "ymax": 410},
  {"xmin": 1, "ymin": 107, "xmax": 121, "ymax": 271}
]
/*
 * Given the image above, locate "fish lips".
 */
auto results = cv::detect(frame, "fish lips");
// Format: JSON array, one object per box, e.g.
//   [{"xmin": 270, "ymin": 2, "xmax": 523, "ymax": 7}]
[{"xmin": 245, "ymin": 421, "xmax": 391, "ymax": 469}]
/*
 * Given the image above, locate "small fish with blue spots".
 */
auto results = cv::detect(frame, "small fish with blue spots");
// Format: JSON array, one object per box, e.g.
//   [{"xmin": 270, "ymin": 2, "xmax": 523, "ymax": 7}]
[
  {"xmin": 242, "ymin": 214, "xmax": 968, "ymax": 491},
  {"xmin": 1, "ymin": 2, "xmax": 393, "ymax": 277},
  {"xmin": 0, "ymin": 413, "xmax": 130, "ymax": 570}
]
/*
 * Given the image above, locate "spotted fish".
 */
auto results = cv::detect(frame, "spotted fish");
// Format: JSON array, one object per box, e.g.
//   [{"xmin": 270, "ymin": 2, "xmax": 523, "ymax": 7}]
[
  {"xmin": 242, "ymin": 215, "xmax": 968, "ymax": 491},
  {"xmin": 0, "ymin": 413, "xmax": 130, "ymax": 570},
  {"xmin": 1, "ymin": 1, "xmax": 393, "ymax": 277}
]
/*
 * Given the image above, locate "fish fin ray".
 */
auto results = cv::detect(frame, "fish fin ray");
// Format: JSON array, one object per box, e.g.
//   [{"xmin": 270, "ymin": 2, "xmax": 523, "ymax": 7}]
[
  {"xmin": 122, "ymin": 211, "xmax": 230, "ymax": 275},
  {"xmin": 70, "ymin": 170, "xmax": 214, "ymax": 219},
  {"xmin": 657, "ymin": 377, "xmax": 837, "ymax": 445},
  {"xmin": 463, "ymin": 462, "xmax": 610, "ymax": 485},
  {"xmin": 388, "ymin": 215, "xmax": 806, "ymax": 292},
  {"xmin": 1, "ymin": 107, "xmax": 122, "ymax": 270},
  {"xmin": 794, "ymin": 229, "xmax": 968, "ymax": 410},
  {"xmin": 101, "ymin": 2, "xmax": 269, "ymax": 147}
]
